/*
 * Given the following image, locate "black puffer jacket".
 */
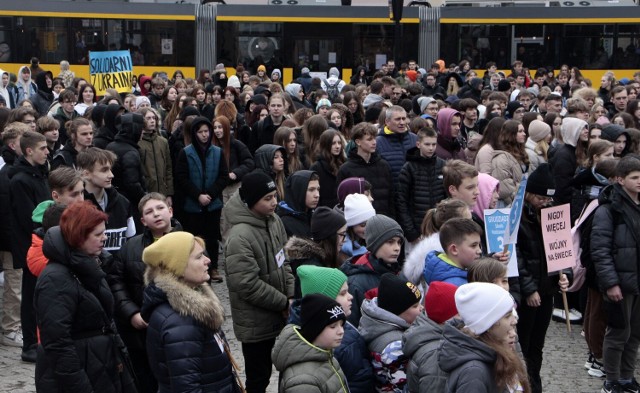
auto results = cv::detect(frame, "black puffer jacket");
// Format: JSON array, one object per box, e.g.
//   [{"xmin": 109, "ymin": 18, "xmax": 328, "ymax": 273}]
[
  {"xmin": 277, "ymin": 170, "xmax": 315, "ymax": 238},
  {"xmin": 516, "ymin": 202, "xmax": 567, "ymax": 298},
  {"xmin": 107, "ymin": 113, "xmax": 146, "ymax": 210},
  {"xmin": 228, "ymin": 138, "xmax": 254, "ymax": 183},
  {"xmin": 141, "ymin": 267, "xmax": 239, "ymax": 393},
  {"xmin": 0, "ymin": 147, "xmax": 17, "ymax": 252},
  {"xmin": 51, "ymin": 142, "xmax": 79, "ymax": 170},
  {"xmin": 249, "ymin": 115, "xmax": 281, "ymax": 154},
  {"xmin": 106, "ymin": 219, "xmax": 182, "ymax": 349},
  {"xmin": 94, "ymin": 104, "xmax": 125, "ymax": 149},
  {"xmin": 35, "ymin": 227, "xmax": 126, "ymax": 393},
  {"xmin": 592, "ymin": 184, "xmax": 640, "ymax": 295},
  {"xmin": 336, "ymin": 149, "xmax": 393, "ymax": 216},
  {"xmin": 548, "ymin": 144, "xmax": 577, "ymax": 205},
  {"xmin": 396, "ymin": 147, "xmax": 446, "ymax": 242},
  {"xmin": 309, "ymin": 156, "xmax": 339, "ymax": 208}
]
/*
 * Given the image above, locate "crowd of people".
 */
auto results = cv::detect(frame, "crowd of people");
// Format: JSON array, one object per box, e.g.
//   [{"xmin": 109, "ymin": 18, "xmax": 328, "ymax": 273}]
[{"xmin": 0, "ymin": 55, "xmax": 639, "ymax": 393}]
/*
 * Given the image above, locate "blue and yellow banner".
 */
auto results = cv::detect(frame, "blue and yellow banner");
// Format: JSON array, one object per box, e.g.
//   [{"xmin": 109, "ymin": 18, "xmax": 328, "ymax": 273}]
[{"xmin": 89, "ymin": 50, "xmax": 133, "ymax": 96}]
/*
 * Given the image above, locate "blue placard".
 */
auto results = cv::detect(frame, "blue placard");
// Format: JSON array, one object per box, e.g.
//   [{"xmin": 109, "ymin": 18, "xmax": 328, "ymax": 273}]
[
  {"xmin": 483, "ymin": 208, "xmax": 518, "ymax": 277},
  {"xmin": 504, "ymin": 175, "xmax": 528, "ymax": 245}
]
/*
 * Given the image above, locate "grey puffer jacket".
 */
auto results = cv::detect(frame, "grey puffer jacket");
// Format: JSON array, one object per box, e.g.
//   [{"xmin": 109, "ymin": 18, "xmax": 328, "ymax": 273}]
[
  {"xmin": 592, "ymin": 184, "xmax": 640, "ymax": 295},
  {"xmin": 403, "ymin": 313, "xmax": 447, "ymax": 393},
  {"xmin": 223, "ymin": 192, "xmax": 295, "ymax": 343},
  {"xmin": 272, "ymin": 324, "xmax": 349, "ymax": 393},
  {"xmin": 438, "ymin": 322, "xmax": 499, "ymax": 393}
]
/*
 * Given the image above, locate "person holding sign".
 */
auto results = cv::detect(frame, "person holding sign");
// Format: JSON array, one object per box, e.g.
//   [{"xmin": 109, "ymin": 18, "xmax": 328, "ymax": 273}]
[
  {"xmin": 515, "ymin": 163, "xmax": 570, "ymax": 393},
  {"xmin": 591, "ymin": 156, "xmax": 640, "ymax": 393}
]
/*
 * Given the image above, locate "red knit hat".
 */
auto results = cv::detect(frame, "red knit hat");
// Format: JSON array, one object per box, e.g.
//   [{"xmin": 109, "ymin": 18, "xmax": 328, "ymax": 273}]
[
  {"xmin": 425, "ymin": 281, "xmax": 458, "ymax": 324},
  {"xmin": 406, "ymin": 70, "xmax": 418, "ymax": 82}
]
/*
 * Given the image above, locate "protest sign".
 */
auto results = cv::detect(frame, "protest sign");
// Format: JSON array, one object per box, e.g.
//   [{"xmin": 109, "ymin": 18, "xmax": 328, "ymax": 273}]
[
  {"xmin": 541, "ymin": 203, "xmax": 575, "ymax": 272},
  {"xmin": 503, "ymin": 176, "xmax": 528, "ymax": 246},
  {"xmin": 89, "ymin": 50, "xmax": 133, "ymax": 95},
  {"xmin": 483, "ymin": 208, "xmax": 518, "ymax": 277}
]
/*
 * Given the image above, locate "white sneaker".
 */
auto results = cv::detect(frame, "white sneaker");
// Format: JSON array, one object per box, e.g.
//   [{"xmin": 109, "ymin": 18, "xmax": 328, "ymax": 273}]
[
  {"xmin": 552, "ymin": 308, "xmax": 583, "ymax": 322},
  {"xmin": 1, "ymin": 331, "xmax": 23, "ymax": 347}
]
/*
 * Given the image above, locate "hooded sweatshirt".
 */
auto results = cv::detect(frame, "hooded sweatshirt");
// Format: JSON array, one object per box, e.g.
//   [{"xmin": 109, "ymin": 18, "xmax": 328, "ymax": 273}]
[
  {"xmin": 473, "ymin": 173, "xmax": 500, "ymax": 219},
  {"xmin": 436, "ymin": 108, "xmax": 466, "ymax": 160},
  {"xmin": 16, "ymin": 66, "xmax": 37, "ymax": 103},
  {"xmin": 94, "ymin": 104, "xmax": 125, "ymax": 149},
  {"xmin": 31, "ymin": 71, "xmax": 54, "ymax": 116},
  {"xmin": 0, "ymin": 69, "xmax": 12, "ymax": 108},
  {"xmin": 277, "ymin": 170, "xmax": 316, "ymax": 238},
  {"xmin": 601, "ymin": 124, "xmax": 630, "ymax": 157},
  {"xmin": 550, "ymin": 117, "xmax": 587, "ymax": 204}
]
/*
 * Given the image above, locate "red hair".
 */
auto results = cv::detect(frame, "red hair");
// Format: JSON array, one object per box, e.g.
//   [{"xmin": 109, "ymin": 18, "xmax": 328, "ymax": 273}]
[
  {"xmin": 60, "ymin": 201, "xmax": 108, "ymax": 250},
  {"xmin": 212, "ymin": 116, "xmax": 231, "ymax": 168}
]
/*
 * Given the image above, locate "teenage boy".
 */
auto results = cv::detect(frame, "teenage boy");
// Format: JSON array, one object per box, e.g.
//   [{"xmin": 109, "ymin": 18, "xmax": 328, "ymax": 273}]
[
  {"xmin": 592, "ymin": 156, "xmax": 640, "ymax": 393},
  {"xmin": 0, "ymin": 123, "xmax": 27, "ymax": 348},
  {"xmin": 224, "ymin": 170, "xmax": 294, "ymax": 393},
  {"xmin": 36, "ymin": 116, "xmax": 60, "ymax": 164},
  {"xmin": 51, "ymin": 117, "xmax": 94, "ymax": 170},
  {"xmin": 107, "ymin": 192, "xmax": 179, "ymax": 393},
  {"xmin": 337, "ymin": 122, "xmax": 393, "ymax": 216},
  {"xmin": 49, "ymin": 166, "xmax": 85, "ymax": 205},
  {"xmin": 397, "ymin": 127, "xmax": 446, "ymax": 245},
  {"xmin": 77, "ymin": 147, "xmax": 136, "ymax": 255},
  {"xmin": 424, "ymin": 218, "xmax": 483, "ymax": 286},
  {"xmin": 9, "ymin": 131, "xmax": 50, "ymax": 362},
  {"xmin": 359, "ymin": 273, "xmax": 422, "ymax": 392},
  {"xmin": 277, "ymin": 170, "xmax": 319, "ymax": 238},
  {"xmin": 52, "ymin": 89, "xmax": 79, "ymax": 145},
  {"xmin": 341, "ymin": 214, "xmax": 404, "ymax": 327}
]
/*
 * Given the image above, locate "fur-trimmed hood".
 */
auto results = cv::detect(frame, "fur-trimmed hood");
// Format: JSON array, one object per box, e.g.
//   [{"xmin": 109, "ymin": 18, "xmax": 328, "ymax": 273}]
[
  {"xmin": 142, "ymin": 267, "xmax": 224, "ymax": 330},
  {"xmin": 285, "ymin": 236, "xmax": 326, "ymax": 262}
]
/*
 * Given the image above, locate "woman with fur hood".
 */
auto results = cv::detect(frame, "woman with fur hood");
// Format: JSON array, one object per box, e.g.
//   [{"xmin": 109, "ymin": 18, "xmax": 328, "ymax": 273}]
[{"xmin": 141, "ymin": 231, "xmax": 240, "ymax": 393}]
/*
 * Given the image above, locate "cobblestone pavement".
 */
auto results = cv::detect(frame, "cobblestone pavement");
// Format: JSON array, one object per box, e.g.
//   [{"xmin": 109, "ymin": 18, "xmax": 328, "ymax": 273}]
[{"xmin": 1, "ymin": 263, "xmax": 637, "ymax": 393}]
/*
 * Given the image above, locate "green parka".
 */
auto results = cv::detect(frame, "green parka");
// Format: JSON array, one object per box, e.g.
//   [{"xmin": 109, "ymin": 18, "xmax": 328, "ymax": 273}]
[
  {"xmin": 139, "ymin": 131, "xmax": 174, "ymax": 196},
  {"xmin": 272, "ymin": 324, "xmax": 349, "ymax": 393},
  {"xmin": 223, "ymin": 191, "xmax": 294, "ymax": 342}
]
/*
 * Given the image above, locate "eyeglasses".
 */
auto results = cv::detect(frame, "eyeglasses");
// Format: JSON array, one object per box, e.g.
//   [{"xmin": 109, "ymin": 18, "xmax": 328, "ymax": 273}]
[
  {"xmin": 514, "ymin": 109, "xmax": 526, "ymax": 114},
  {"xmin": 337, "ymin": 231, "xmax": 347, "ymax": 240}
]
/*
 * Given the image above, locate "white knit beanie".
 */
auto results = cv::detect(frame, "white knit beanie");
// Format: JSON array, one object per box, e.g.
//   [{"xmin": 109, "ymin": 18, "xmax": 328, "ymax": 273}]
[
  {"xmin": 528, "ymin": 120, "xmax": 551, "ymax": 143},
  {"xmin": 455, "ymin": 282, "xmax": 515, "ymax": 335},
  {"xmin": 344, "ymin": 193, "xmax": 376, "ymax": 227}
]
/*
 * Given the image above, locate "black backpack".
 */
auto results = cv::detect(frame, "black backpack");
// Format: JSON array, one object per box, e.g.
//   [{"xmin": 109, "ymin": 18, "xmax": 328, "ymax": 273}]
[{"xmin": 322, "ymin": 78, "xmax": 339, "ymax": 102}]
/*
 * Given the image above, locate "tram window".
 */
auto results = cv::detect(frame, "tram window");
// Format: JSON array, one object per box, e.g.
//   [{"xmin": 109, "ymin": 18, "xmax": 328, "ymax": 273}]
[
  {"xmin": 238, "ymin": 36, "xmax": 283, "ymax": 72},
  {"xmin": 352, "ymin": 24, "xmax": 395, "ymax": 69},
  {"xmin": 564, "ymin": 24, "xmax": 610, "ymax": 36},
  {"xmin": 513, "ymin": 24, "xmax": 543, "ymax": 39}
]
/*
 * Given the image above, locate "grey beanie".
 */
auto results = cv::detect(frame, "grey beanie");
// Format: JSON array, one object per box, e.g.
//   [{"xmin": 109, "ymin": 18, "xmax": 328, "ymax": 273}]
[{"xmin": 365, "ymin": 214, "xmax": 404, "ymax": 255}]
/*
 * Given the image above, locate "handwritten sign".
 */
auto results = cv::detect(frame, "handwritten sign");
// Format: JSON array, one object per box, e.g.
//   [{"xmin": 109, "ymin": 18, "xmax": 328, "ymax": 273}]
[
  {"xmin": 483, "ymin": 209, "xmax": 518, "ymax": 277},
  {"xmin": 541, "ymin": 204, "xmax": 574, "ymax": 272},
  {"xmin": 89, "ymin": 50, "xmax": 133, "ymax": 95},
  {"xmin": 503, "ymin": 176, "xmax": 528, "ymax": 245}
]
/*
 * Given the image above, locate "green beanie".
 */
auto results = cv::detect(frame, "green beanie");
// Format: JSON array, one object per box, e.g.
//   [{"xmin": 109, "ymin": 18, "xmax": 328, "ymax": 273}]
[
  {"xmin": 32, "ymin": 200, "xmax": 55, "ymax": 224},
  {"xmin": 298, "ymin": 265, "xmax": 347, "ymax": 300}
]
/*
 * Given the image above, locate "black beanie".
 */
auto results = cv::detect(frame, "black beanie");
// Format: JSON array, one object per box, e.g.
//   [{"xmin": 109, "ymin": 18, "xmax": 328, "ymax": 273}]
[
  {"xmin": 311, "ymin": 207, "xmax": 346, "ymax": 241},
  {"xmin": 526, "ymin": 163, "xmax": 556, "ymax": 197},
  {"xmin": 498, "ymin": 79, "xmax": 511, "ymax": 92},
  {"xmin": 377, "ymin": 273, "xmax": 421, "ymax": 316},
  {"xmin": 239, "ymin": 170, "xmax": 277, "ymax": 208},
  {"xmin": 300, "ymin": 293, "xmax": 346, "ymax": 343}
]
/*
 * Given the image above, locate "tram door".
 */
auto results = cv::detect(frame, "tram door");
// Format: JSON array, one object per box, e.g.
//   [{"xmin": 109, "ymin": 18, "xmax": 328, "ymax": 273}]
[
  {"xmin": 292, "ymin": 38, "xmax": 343, "ymax": 73},
  {"xmin": 511, "ymin": 25, "xmax": 545, "ymax": 67}
]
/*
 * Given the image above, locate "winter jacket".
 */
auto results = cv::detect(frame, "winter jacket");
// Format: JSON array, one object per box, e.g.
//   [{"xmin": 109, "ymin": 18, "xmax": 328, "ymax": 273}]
[
  {"xmin": 517, "ymin": 203, "xmax": 564, "ymax": 298},
  {"xmin": 424, "ymin": 251, "xmax": 467, "ymax": 287},
  {"xmin": 254, "ymin": 144, "xmax": 288, "ymax": 183},
  {"xmin": 376, "ymin": 128, "xmax": 418, "ymax": 187},
  {"xmin": 295, "ymin": 72, "xmax": 314, "ymax": 95},
  {"xmin": 287, "ymin": 302, "xmax": 375, "ymax": 393},
  {"xmin": 490, "ymin": 150, "xmax": 525, "ymax": 206},
  {"xmin": 402, "ymin": 233, "xmax": 443, "ymax": 288},
  {"xmin": 438, "ymin": 322, "xmax": 500, "ymax": 393},
  {"xmin": 310, "ymin": 157, "xmax": 339, "ymax": 208},
  {"xmin": 51, "ymin": 142, "xmax": 79, "ymax": 170},
  {"xmin": 9, "ymin": 156, "xmax": 50, "ymax": 268},
  {"xmin": 340, "ymin": 233, "xmax": 367, "ymax": 262},
  {"xmin": 0, "ymin": 147, "xmax": 18, "ymax": 252},
  {"xmin": 525, "ymin": 138, "xmax": 545, "ymax": 173},
  {"xmin": 34, "ymin": 227, "xmax": 126, "ymax": 393},
  {"xmin": 27, "ymin": 229, "xmax": 47, "ymax": 277},
  {"xmin": 475, "ymin": 144, "xmax": 495, "ymax": 174},
  {"xmin": 337, "ymin": 149, "xmax": 393, "ymax": 216},
  {"xmin": 397, "ymin": 148, "xmax": 446, "ymax": 242},
  {"xmin": 84, "ymin": 188, "xmax": 136, "ymax": 254},
  {"xmin": 592, "ymin": 184, "xmax": 640, "ymax": 295},
  {"xmin": 16, "ymin": 66, "xmax": 37, "ymax": 104},
  {"xmin": 249, "ymin": 115, "xmax": 282, "ymax": 154},
  {"xmin": 403, "ymin": 313, "xmax": 448, "ymax": 393},
  {"xmin": 277, "ymin": 170, "xmax": 315, "ymax": 238},
  {"xmin": 436, "ymin": 108, "xmax": 466, "ymax": 161},
  {"xmin": 359, "ymin": 298, "xmax": 410, "ymax": 393},
  {"xmin": 139, "ymin": 131, "xmax": 174, "ymax": 196},
  {"xmin": 106, "ymin": 220, "xmax": 181, "ymax": 350},
  {"xmin": 549, "ymin": 117, "xmax": 587, "ymax": 205},
  {"xmin": 340, "ymin": 252, "xmax": 401, "ymax": 327},
  {"xmin": 569, "ymin": 167, "xmax": 609, "ymax": 225},
  {"xmin": 94, "ymin": 104, "xmax": 125, "ymax": 149},
  {"xmin": 272, "ymin": 324, "xmax": 349, "ymax": 393},
  {"xmin": 106, "ymin": 113, "xmax": 146, "ymax": 210},
  {"xmin": 223, "ymin": 192, "xmax": 295, "ymax": 342},
  {"xmin": 141, "ymin": 268, "xmax": 239, "ymax": 393},
  {"xmin": 227, "ymin": 138, "xmax": 254, "ymax": 183},
  {"xmin": 285, "ymin": 236, "xmax": 326, "ymax": 298},
  {"xmin": 31, "ymin": 71, "xmax": 54, "ymax": 117}
]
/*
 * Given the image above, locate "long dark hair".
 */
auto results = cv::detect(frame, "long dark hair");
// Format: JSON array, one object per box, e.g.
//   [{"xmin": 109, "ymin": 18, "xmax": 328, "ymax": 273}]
[
  {"xmin": 317, "ymin": 234, "xmax": 340, "ymax": 268},
  {"xmin": 317, "ymin": 129, "xmax": 346, "ymax": 175},
  {"xmin": 498, "ymin": 120, "xmax": 529, "ymax": 165}
]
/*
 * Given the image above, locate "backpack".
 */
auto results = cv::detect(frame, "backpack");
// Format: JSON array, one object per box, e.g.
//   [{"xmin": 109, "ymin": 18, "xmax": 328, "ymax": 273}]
[{"xmin": 323, "ymin": 78, "xmax": 339, "ymax": 102}]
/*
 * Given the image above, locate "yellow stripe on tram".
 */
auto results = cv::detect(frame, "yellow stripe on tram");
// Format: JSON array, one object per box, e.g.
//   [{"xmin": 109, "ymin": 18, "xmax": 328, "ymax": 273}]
[
  {"xmin": 216, "ymin": 15, "xmax": 419, "ymax": 23},
  {"xmin": 441, "ymin": 17, "xmax": 640, "ymax": 24},
  {"xmin": 1, "ymin": 10, "xmax": 195, "ymax": 21}
]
